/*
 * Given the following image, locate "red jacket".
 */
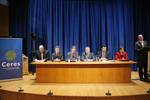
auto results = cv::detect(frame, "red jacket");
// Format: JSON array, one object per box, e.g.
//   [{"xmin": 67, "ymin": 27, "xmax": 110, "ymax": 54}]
[{"xmin": 114, "ymin": 52, "xmax": 128, "ymax": 60}]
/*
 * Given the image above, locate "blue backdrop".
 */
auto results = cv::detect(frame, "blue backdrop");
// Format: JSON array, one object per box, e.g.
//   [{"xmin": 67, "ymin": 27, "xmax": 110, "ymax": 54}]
[{"xmin": 9, "ymin": 0, "xmax": 150, "ymax": 72}]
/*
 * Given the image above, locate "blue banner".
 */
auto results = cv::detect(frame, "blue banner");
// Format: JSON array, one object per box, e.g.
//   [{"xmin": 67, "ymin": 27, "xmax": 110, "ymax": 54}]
[{"xmin": 0, "ymin": 38, "xmax": 22, "ymax": 80}]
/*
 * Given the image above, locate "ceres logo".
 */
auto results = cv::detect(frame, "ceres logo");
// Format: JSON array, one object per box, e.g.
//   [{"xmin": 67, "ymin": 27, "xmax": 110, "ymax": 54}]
[
  {"xmin": 1, "ymin": 51, "xmax": 20, "ymax": 68},
  {"xmin": 5, "ymin": 51, "xmax": 16, "ymax": 61}
]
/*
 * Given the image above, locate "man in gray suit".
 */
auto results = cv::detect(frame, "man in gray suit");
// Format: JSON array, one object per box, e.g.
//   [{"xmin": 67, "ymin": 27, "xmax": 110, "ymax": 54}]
[
  {"xmin": 67, "ymin": 46, "xmax": 79, "ymax": 62},
  {"xmin": 135, "ymin": 34, "xmax": 149, "ymax": 81},
  {"xmin": 82, "ymin": 46, "xmax": 95, "ymax": 61}
]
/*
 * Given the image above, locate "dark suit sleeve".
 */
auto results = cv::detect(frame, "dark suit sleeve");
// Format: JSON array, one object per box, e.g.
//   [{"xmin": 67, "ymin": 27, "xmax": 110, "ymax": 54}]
[
  {"xmin": 135, "ymin": 42, "xmax": 141, "ymax": 52},
  {"xmin": 135, "ymin": 41, "xmax": 148, "ymax": 53},
  {"xmin": 34, "ymin": 51, "xmax": 40, "ymax": 60},
  {"xmin": 106, "ymin": 51, "xmax": 109, "ymax": 59},
  {"xmin": 96, "ymin": 51, "xmax": 101, "ymax": 58},
  {"xmin": 144, "ymin": 41, "xmax": 147, "ymax": 47},
  {"xmin": 67, "ymin": 52, "xmax": 71, "ymax": 60},
  {"xmin": 45, "ymin": 51, "xmax": 50, "ymax": 61},
  {"xmin": 91, "ymin": 53, "xmax": 94, "ymax": 59},
  {"xmin": 60, "ymin": 54, "xmax": 63, "ymax": 61},
  {"xmin": 52, "ymin": 53, "xmax": 55, "ymax": 61},
  {"xmin": 82, "ymin": 53, "xmax": 85, "ymax": 60}
]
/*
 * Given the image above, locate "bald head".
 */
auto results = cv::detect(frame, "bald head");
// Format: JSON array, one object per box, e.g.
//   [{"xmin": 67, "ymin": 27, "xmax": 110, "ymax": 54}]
[
  {"xmin": 85, "ymin": 46, "xmax": 90, "ymax": 54},
  {"xmin": 39, "ymin": 45, "xmax": 45, "ymax": 53},
  {"xmin": 138, "ymin": 34, "xmax": 144, "ymax": 41},
  {"xmin": 102, "ymin": 46, "xmax": 107, "ymax": 52},
  {"xmin": 55, "ymin": 46, "xmax": 60, "ymax": 54}
]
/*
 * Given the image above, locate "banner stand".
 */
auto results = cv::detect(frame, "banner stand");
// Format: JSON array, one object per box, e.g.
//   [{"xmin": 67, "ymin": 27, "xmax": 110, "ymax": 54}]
[{"xmin": 0, "ymin": 38, "xmax": 23, "ymax": 81}]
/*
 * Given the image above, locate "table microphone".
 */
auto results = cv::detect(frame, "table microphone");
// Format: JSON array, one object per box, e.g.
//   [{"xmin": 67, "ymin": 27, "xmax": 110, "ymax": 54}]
[
  {"xmin": 105, "ymin": 90, "xmax": 111, "ymax": 96},
  {"xmin": 18, "ymin": 87, "xmax": 24, "ymax": 92},
  {"xmin": 146, "ymin": 89, "xmax": 150, "ymax": 94},
  {"xmin": 47, "ymin": 90, "xmax": 53, "ymax": 96}
]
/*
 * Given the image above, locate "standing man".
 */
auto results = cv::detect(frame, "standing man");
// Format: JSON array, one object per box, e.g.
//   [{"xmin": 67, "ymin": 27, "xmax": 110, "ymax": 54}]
[{"xmin": 135, "ymin": 34, "xmax": 149, "ymax": 81}]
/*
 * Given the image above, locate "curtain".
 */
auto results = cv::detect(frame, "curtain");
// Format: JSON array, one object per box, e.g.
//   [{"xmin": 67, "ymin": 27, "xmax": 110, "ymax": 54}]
[{"xmin": 9, "ymin": 0, "xmax": 150, "ymax": 71}]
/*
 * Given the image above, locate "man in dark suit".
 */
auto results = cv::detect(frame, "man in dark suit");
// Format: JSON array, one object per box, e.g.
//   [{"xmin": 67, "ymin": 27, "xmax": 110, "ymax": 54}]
[
  {"xmin": 34, "ymin": 45, "xmax": 50, "ymax": 62},
  {"xmin": 135, "ymin": 34, "xmax": 149, "ymax": 81},
  {"xmin": 97, "ymin": 46, "xmax": 109, "ymax": 61}
]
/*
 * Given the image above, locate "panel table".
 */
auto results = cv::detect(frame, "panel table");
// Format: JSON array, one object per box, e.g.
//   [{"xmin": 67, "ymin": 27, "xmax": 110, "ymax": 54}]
[{"xmin": 31, "ymin": 61, "xmax": 136, "ymax": 83}]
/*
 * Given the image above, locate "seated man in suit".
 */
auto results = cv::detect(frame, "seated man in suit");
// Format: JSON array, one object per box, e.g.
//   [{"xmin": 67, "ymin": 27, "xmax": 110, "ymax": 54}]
[
  {"xmin": 67, "ymin": 46, "xmax": 79, "ymax": 62},
  {"xmin": 97, "ymin": 46, "xmax": 109, "ymax": 61},
  {"xmin": 114, "ymin": 47, "xmax": 128, "ymax": 60},
  {"xmin": 52, "ymin": 46, "xmax": 63, "ymax": 62},
  {"xmin": 33, "ymin": 45, "xmax": 50, "ymax": 62},
  {"xmin": 82, "ymin": 46, "xmax": 95, "ymax": 61}
]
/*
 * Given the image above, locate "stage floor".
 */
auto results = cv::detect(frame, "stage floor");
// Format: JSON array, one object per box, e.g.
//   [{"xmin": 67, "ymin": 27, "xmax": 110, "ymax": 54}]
[{"xmin": 0, "ymin": 72, "xmax": 150, "ymax": 96}]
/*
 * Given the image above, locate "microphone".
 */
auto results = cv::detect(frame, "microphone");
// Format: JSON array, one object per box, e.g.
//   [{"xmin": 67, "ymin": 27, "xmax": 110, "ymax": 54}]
[
  {"xmin": 47, "ymin": 90, "xmax": 53, "ymax": 96},
  {"xmin": 146, "ymin": 89, "xmax": 150, "ymax": 94},
  {"xmin": 18, "ymin": 87, "xmax": 24, "ymax": 92},
  {"xmin": 105, "ymin": 90, "xmax": 111, "ymax": 96}
]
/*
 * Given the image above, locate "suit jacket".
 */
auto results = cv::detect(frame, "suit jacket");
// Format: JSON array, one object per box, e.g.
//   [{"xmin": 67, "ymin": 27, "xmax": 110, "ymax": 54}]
[
  {"xmin": 114, "ymin": 52, "xmax": 128, "ymax": 60},
  {"xmin": 52, "ymin": 53, "xmax": 63, "ymax": 61},
  {"xmin": 135, "ymin": 41, "xmax": 147, "ymax": 56},
  {"xmin": 67, "ymin": 52, "xmax": 79, "ymax": 61},
  {"xmin": 82, "ymin": 52, "xmax": 95, "ymax": 61},
  {"xmin": 34, "ymin": 50, "xmax": 50, "ymax": 61},
  {"xmin": 97, "ymin": 51, "xmax": 109, "ymax": 59}
]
